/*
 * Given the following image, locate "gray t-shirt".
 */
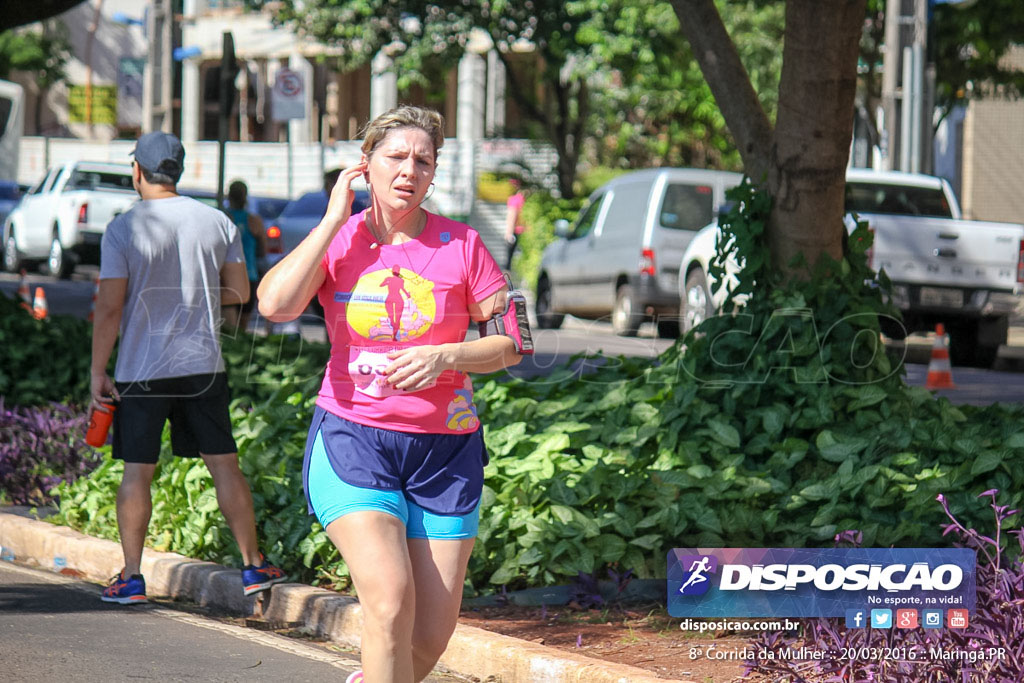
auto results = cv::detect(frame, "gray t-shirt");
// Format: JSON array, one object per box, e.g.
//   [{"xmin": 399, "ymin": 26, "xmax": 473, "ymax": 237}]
[{"xmin": 100, "ymin": 195, "xmax": 244, "ymax": 382}]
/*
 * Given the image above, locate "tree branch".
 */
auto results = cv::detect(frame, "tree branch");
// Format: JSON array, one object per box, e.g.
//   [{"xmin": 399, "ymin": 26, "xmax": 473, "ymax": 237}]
[
  {"xmin": 1, "ymin": 0, "xmax": 85, "ymax": 33},
  {"xmin": 669, "ymin": 0, "xmax": 773, "ymax": 182}
]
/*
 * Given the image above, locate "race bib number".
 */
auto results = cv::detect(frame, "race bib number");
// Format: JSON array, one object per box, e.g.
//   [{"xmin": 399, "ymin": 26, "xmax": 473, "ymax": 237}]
[{"xmin": 348, "ymin": 349, "xmax": 436, "ymax": 398}]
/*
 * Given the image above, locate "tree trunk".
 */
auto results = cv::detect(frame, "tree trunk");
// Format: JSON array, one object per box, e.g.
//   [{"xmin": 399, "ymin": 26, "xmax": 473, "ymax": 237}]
[
  {"xmin": 673, "ymin": 0, "xmax": 866, "ymax": 279},
  {"xmin": 670, "ymin": 0, "xmax": 772, "ymax": 182},
  {"xmin": 768, "ymin": 0, "xmax": 866, "ymax": 275},
  {"xmin": 495, "ymin": 49, "xmax": 580, "ymax": 198}
]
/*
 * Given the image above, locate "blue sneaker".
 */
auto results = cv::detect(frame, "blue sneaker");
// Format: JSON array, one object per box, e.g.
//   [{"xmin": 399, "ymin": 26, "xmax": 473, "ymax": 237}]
[
  {"xmin": 102, "ymin": 570, "xmax": 147, "ymax": 604},
  {"xmin": 241, "ymin": 554, "xmax": 286, "ymax": 596}
]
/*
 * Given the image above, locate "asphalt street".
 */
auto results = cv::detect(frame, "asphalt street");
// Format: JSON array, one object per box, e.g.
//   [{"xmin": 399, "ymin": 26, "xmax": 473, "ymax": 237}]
[
  {"xmin": 3, "ymin": 266, "xmax": 1023, "ymax": 405},
  {"xmin": 0, "ymin": 561, "xmax": 362, "ymax": 682}
]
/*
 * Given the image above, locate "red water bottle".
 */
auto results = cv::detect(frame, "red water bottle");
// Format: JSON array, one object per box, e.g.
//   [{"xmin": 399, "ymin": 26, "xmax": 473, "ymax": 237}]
[{"xmin": 86, "ymin": 402, "xmax": 116, "ymax": 447}]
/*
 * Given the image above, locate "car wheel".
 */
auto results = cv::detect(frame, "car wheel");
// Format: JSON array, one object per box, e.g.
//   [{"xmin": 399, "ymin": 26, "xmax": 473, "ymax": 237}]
[
  {"xmin": 611, "ymin": 284, "xmax": 642, "ymax": 337},
  {"xmin": 535, "ymin": 278, "xmax": 564, "ymax": 329},
  {"xmin": 681, "ymin": 269, "xmax": 713, "ymax": 334},
  {"xmin": 3, "ymin": 228, "xmax": 23, "ymax": 273},
  {"xmin": 947, "ymin": 320, "xmax": 999, "ymax": 369},
  {"xmin": 47, "ymin": 233, "xmax": 73, "ymax": 279}
]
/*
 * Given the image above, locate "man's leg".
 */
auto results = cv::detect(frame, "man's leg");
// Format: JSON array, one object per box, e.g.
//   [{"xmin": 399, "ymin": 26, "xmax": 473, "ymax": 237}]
[
  {"xmin": 201, "ymin": 452, "xmax": 261, "ymax": 566},
  {"xmin": 117, "ymin": 462, "xmax": 157, "ymax": 576}
]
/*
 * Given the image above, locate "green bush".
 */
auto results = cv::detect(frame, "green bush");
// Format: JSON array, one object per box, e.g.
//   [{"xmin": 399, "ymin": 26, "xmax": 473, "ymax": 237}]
[
  {"xmin": 44, "ymin": 180, "xmax": 1024, "ymax": 595},
  {"xmin": 0, "ymin": 292, "xmax": 92, "ymax": 406}
]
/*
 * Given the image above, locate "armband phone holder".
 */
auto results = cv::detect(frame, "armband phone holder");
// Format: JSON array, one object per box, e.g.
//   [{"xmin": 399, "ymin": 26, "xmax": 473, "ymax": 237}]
[{"xmin": 478, "ymin": 274, "xmax": 534, "ymax": 355}]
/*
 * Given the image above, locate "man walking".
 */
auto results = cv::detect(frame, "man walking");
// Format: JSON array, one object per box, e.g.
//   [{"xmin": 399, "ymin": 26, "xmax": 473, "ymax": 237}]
[{"xmin": 90, "ymin": 132, "xmax": 285, "ymax": 604}]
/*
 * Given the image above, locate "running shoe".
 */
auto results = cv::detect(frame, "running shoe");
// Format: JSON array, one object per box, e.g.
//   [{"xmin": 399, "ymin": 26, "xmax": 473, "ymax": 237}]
[
  {"xmin": 345, "ymin": 672, "xmax": 363, "ymax": 683},
  {"xmin": 241, "ymin": 554, "xmax": 287, "ymax": 596},
  {"xmin": 101, "ymin": 569, "xmax": 147, "ymax": 604}
]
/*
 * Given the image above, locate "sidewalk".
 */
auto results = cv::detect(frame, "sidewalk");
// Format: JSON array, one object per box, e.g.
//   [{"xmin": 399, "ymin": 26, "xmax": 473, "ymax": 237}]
[{"xmin": 0, "ymin": 508, "xmax": 687, "ymax": 683}]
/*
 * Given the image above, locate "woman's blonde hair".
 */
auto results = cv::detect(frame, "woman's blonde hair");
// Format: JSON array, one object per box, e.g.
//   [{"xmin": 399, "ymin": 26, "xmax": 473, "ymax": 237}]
[{"xmin": 360, "ymin": 106, "xmax": 445, "ymax": 161}]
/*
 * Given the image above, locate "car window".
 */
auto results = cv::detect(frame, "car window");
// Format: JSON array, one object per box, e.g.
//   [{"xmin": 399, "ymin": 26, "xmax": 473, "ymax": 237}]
[
  {"xmin": 252, "ymin": 198, "xmax": 289, "ymax": 221},
  {"xmin": 570, "ymin": 194, "xmax": 605, "ymax": 240},
  {"xmin": 600, "ymin": 183, "xmax": 650, "ymax": 236},
  {"xmin": 845, "ymin": 182, "xmax": 953, "ymax": 218},
  {"xmin": 31, "ymin": 168, "xmax": 58, "ymax": 195},
  {"xmin": 659, "ymin": 183, "xmax": 715, "ymax": 231},
  {"xmin": 68, "ymin": 169, "xmax": 134, "ymax": 192},
  {"xmin": 0, "ymin": 182, "xmax": 19, "ymax": 201},
  {"xmin": 281, "ymin": 192, "xmax": 328, "ymax": 217}
]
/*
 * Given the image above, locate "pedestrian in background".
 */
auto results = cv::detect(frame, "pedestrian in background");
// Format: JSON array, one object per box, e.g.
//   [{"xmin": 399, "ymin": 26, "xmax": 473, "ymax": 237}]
[
  {"xmin": 502, "ymin": 177, "xmax": 527, "ymax": 271},
  {"xmin": 90, "ymin": 131, "xmax": 285, "ymax": 605},
  {"xmin": 223, "ymin": 179, "xmax": 267, "ymax": 333},
  {"xmin": 258, "ymin": 106, "xmax": 522, "ymax": 683}
]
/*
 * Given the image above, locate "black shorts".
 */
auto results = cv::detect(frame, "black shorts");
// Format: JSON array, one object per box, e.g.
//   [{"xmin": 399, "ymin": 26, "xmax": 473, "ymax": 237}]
[{"xmin": 112, "ymin": 373, "xmax": 237, "ymax": 464}]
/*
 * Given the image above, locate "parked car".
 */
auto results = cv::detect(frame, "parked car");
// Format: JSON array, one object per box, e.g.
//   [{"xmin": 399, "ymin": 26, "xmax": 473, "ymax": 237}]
[
  {"xmin": 535, "ymin": 168, "xmax": 742, "ymax": 337},
  {"xmin": 3, "ymin": 161, "xmax": 136, "ymax": 277},
  {"xmin": 677, "ymin": 169, "xmax": 1024, "ymax": 368},
  {"xmin": 264, "ymin": 189, "xmax": 370, "ymax": 268},
  {"xmin": 0, "ymin": 180, "xmax": 20, "ymax": 229}
]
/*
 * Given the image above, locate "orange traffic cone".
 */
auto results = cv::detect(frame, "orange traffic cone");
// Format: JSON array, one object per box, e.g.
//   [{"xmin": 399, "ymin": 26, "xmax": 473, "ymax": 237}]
[
  {"xmin": 17, "ymin": 270, "xmax": 32, "ymax": 312},
  {"xmin": 925, "ymin": 323, "xmax": 955, "ymax": 389},
  {"xmin": 32, "ymin": 286, "xmax": 49, "ymax": 321},
  {"xmin": 87, "ymin": 275, "xmax": 100, "ymax": 323}
]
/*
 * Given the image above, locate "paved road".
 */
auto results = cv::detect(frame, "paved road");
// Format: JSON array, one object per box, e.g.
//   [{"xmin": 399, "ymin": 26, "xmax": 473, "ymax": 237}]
[
  {"xmin": 0, "ymin": 561, "xmax": 361, "ymax": 682},
  {"xmin": 4, "ymin": 266, "xmax": 1023, "ymax": 405}
]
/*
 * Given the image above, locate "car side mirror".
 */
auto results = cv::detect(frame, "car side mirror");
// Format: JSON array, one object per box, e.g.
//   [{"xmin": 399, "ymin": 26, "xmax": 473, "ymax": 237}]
[{"xmin": 554, "ymin": 219, "xmax": 570, "ymax": 238}]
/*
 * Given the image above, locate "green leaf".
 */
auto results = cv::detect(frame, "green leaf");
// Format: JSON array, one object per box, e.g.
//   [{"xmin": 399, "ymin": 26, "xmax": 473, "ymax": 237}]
[
  {"xmin": 846, "ymin": 385, "xmax": 888, "ymax": 411},
  {"xmin": 970, "ymin": 451, "xmax": 1003, "ymax": 476},
  {"xmin": 800, "ymin": 482, "xmax": 837, "ymax": 501},
  {"xmin": 707, "ymin": 418, "xmax": 741, "ymax": 449}
]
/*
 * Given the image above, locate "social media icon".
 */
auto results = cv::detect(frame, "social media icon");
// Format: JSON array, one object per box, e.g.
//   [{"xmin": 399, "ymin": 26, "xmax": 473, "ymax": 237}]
[
  {"xmin": 923, "ymin": 610, "xmax": 943, "ymax": 628},
  {"xmin": 845, "ymin": 609, "xmax": 866, "ymax": 628},
  {"xmin": 870, "ymin": 609, "xmax": 892, "ymax": 628},
  {"xmin": 948, "ymin": 609, "xmax": 968, "ymax": 629},
  {"xmin": 896, "ymin": 609, "xmax": 918, "ymax": 628}
]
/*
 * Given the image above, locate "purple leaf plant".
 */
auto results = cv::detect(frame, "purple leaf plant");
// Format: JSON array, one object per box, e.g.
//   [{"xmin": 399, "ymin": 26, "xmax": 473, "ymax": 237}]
[
  {"xmin": 0, "ymin": 398, "xmax": 96, "ymax": 507},
  {"xmin": 743, "ymin": 490, "xmax": 1024, "ymax": 682}
]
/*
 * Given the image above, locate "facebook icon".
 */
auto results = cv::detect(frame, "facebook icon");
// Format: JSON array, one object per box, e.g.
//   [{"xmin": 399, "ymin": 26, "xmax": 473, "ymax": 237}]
[{"xmin": 845, "ymin": 609, "xmax": 866, "ymax": 628}]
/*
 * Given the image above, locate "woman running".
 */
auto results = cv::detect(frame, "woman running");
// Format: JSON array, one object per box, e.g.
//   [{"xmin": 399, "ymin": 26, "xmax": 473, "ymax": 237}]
[{"xmin": 258, "ymin": 106, "xmax": 521, "ymax": 683}]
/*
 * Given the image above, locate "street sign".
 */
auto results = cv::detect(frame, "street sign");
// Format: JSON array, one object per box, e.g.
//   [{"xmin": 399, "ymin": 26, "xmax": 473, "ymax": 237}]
[
  {"xmin": 271, "ymin": 68, "xmax": 306, "ymax": 122},
  {"xmin": 68, "ymin": 85, "xmax": 118, "ymax": 125}
]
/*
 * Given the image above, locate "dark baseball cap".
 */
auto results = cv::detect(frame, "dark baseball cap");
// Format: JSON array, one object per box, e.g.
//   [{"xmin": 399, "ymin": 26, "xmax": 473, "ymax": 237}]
[{"xmin": 130, "ymin": 131, "xmax": 185, "ymax": 180}]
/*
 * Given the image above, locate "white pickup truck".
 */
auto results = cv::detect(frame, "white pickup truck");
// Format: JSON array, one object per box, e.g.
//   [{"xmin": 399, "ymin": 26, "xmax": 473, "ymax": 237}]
[
  {"xmin": 3, "ymin": 161, "xmax": 136, "ymax": 277},
  {"xmin": 678, "ymin": 169, "xmax": 1024, "ymax": 368}
]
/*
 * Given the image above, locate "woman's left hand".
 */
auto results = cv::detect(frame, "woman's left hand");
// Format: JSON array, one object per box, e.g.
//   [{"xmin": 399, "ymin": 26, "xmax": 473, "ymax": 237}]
[{"xmin": 385, "ymin": 346, "xmax": 449, "ymax": 391}]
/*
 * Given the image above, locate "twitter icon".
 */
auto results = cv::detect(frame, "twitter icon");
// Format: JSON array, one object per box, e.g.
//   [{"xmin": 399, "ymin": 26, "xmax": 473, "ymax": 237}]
[{"xmin": 871, "ymin": 609, "xmax": 893, "ymax": 628}]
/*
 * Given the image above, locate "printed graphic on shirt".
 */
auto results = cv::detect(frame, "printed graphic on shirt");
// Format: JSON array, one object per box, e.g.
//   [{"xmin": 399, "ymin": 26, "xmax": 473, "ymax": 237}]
[
  {"xmin": 345, "ymin": 265, "xmax": 436, "ymax": 342},
  {"xmin": 445, "ymin": 376, "xmax": 480, "ymax": 431},
  {"xmin": 348, "ymin": 348, "xmax": 437, "ymax": 398}
]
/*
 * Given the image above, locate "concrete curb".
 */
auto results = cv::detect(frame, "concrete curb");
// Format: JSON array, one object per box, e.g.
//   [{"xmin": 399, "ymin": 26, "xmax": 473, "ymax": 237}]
[{"xmin": 0, "ymin": 511, "xmax": 688, "ymax": 683}]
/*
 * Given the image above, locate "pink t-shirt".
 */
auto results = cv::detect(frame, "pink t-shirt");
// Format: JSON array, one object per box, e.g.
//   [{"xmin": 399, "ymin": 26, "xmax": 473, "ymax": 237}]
[
  {"xmin": 507, "ymin": 192, "xmax": 526, "ymax": 234},
  {"xmin": 315, "ymin": 210, "xmax": 506, "ymax": 434}
]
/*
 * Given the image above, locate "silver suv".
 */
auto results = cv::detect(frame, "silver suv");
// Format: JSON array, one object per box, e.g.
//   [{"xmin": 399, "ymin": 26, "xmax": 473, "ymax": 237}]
[{"xmin": 535, "ymin": 168, "xmax": 741, "ymax": 337}]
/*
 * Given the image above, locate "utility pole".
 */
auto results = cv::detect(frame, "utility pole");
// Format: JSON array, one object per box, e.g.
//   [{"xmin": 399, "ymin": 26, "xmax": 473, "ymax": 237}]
[
  {"xmin": 142, "ymin": 0, "xmax": 174, "ymax": 133},
  {"xmin": 880, "ymin": 0, "xmax": 932, "ymax": 173},
  {"xmin": 881, "ymin": 0, "xmax": 901, "ymax": 170},
  {"xmin": 216, "ymin": 32, "xmax": 237, "ymax": 209}
]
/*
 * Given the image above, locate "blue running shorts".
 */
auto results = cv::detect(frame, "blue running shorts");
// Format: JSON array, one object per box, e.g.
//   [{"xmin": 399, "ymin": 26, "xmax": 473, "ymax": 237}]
[{"xmin": 302, "ymin": 406, "xmax": 485, "ymax": 539}]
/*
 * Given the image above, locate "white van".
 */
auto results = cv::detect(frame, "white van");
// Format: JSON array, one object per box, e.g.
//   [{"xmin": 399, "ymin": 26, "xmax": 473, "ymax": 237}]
[{"xmin": 535, "ymin": 168, "xmax": 741, "ymax": 337}]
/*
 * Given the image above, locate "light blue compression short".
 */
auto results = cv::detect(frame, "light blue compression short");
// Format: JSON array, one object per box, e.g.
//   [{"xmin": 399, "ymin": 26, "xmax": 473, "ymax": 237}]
[{"xmin": 305, "ymin": 429, "xmax": 479, "ymax": 539}]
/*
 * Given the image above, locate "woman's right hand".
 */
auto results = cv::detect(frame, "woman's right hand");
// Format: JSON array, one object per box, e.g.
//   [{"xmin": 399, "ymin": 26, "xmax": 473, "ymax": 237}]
[{"xmin": 322, "ymin": 162, "xmax": 368, "ymax": 231}]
